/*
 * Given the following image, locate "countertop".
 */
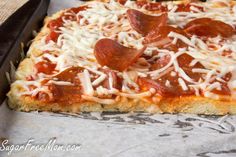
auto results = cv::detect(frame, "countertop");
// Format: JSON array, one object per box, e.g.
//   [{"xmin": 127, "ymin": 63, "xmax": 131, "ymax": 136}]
[{"xmin": 0, "ymin": 0, "xmax": 28, "ymax": 24}]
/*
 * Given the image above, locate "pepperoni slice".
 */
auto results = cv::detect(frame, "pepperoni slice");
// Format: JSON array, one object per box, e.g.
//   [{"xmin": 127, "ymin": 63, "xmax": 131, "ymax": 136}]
[
  {"xmin": 143, "ymin": 25, "xmax": 189, "ymax": 51},
  {"xmin": 138, "ymin": 75, "xmax": 194, "ymax": 97},
  {"xmin": 36, "ymin": 67, "xmax": 84, "ymax": 103},
  {"xmin": 141, "ymin": 53, "xmax": 204, "ymax": 97},
  {"xmin": 53, "ymin": 67, "xmax": 83, "ymax": 84},
  {"xmin": 151, "ymin": 53, "xmax": 196, "ymax": 68},
  {"xmin": 47, "ymin": 84, "xmax": 82, "ymax": 103},
  {"xmin": 127, "ymin": 9, "xmax": 167, "ymax": 36},
  {"xmin": 138, "ymin": 72, "xmax": 198, "ymax": 97},
  {"xmin": 184, "ymin": 18, "xmax": 235, "ymax": 38},
  {"xmin": 94, "ymin": 38, "xmax": 146, "ymax": 71},
  {"xmin": 151, "ymin": 53, "xmax": 203, "ymax": 78},
  {"xmin": 35, "ymin": 61, "xmax": 56, "ymax": 75}
]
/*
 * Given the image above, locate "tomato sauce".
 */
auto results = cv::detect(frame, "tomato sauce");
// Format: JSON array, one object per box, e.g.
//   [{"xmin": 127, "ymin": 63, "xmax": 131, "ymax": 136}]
[
  {"xmin": 176, "ymin": 3, "xmax": 204, "ymax": 12},
  {"xmin": 211, "ymin": 83, "xmax": 231, "ymax": 96},
  {"xmin": 46, "ymin": 6, "xmax": 87, "ymax": 43},
  {"xmin": 35, "ymin": 61, "xmax": 56, "ymax": 75}
]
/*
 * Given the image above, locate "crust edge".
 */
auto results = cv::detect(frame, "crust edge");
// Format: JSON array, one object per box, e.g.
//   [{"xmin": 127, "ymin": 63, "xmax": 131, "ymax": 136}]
[{"xmin": 7, "ymin": 89, "xmax": 236, "ymax": 115}]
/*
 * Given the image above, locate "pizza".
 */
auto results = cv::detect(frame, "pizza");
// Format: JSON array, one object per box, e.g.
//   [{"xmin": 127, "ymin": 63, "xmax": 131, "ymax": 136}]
[{"xmin": 7, "ymin": 0, "xmax": 236, "ymax": 115}]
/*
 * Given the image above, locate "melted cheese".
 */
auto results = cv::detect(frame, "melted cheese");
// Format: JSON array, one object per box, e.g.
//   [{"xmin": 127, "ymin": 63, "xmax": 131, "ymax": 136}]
[
  {"xmin": 168, "ymin": 32, "xmax": 194, "ymax": 47},
  {"xmin": 78, "ymin": 70, "xmax": 94, "ymax": 96},
  {"xmin": 119, "ymin": 88, "xmax": 156, "ymax": 99},
  {"xmin": 48, "ymin": 80, "xmax": 74, "ymax": 86},
  {"xmin": 122, "ymin": 71, "xmax": 139, "ymax": 90},
  {"xmin": 178, "ymin": 78, "xmax": 188, "ymax": 91}
]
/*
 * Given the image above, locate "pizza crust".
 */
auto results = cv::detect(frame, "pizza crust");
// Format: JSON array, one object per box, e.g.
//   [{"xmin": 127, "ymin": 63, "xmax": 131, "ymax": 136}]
[
  {"xmin": 15, "ymin": 58, "xmax": 34, "ymax": 80},
  {"xmin": 8, "ymin": 71, "xmax": 236, "ymax": 115},
  {"xmin": 7, "ymin": 0, "xmax": 236, "ymax": 115},
  {"xmin": 7, "ymin": 86, "xmax": 236, "ymax": 115}
]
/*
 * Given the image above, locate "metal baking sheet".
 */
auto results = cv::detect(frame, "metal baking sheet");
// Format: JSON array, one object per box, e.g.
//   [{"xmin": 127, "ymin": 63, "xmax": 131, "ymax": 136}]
[
  {"xmin": 1, "ymin": 0, "xmax": 236, "ymax": 157},
  {"xmin": 0, "ymin": 0, "xmax": 49, "ymax": 105}
]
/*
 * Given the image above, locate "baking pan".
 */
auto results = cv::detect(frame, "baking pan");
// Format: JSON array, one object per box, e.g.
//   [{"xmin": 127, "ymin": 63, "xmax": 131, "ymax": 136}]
[{"xmin": 0, "ymin": 0, "xmax": 50, "ymax": 105}]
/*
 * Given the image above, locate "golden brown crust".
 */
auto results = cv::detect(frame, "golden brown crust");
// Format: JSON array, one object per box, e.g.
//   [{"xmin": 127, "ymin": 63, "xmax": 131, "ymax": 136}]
[
  {"xmin": 7, "ymin": 87, "xmax": 236, "ymax": 115},
  {"xmin": 7, "ymin": 75, "xmax": 236, "ymax": 115}
]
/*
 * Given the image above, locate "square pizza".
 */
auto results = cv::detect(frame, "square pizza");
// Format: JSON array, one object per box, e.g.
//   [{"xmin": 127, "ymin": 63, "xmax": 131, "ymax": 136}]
[{"xmin": 7, "ymin": 0, "xmax": 236, "ymax": 115}]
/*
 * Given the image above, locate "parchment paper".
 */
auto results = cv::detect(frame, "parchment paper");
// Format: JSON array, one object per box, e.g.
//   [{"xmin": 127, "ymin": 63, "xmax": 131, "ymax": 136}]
[{"xmin": 0, "ymin": 0, "xmax": 236, "ymax": 156}]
